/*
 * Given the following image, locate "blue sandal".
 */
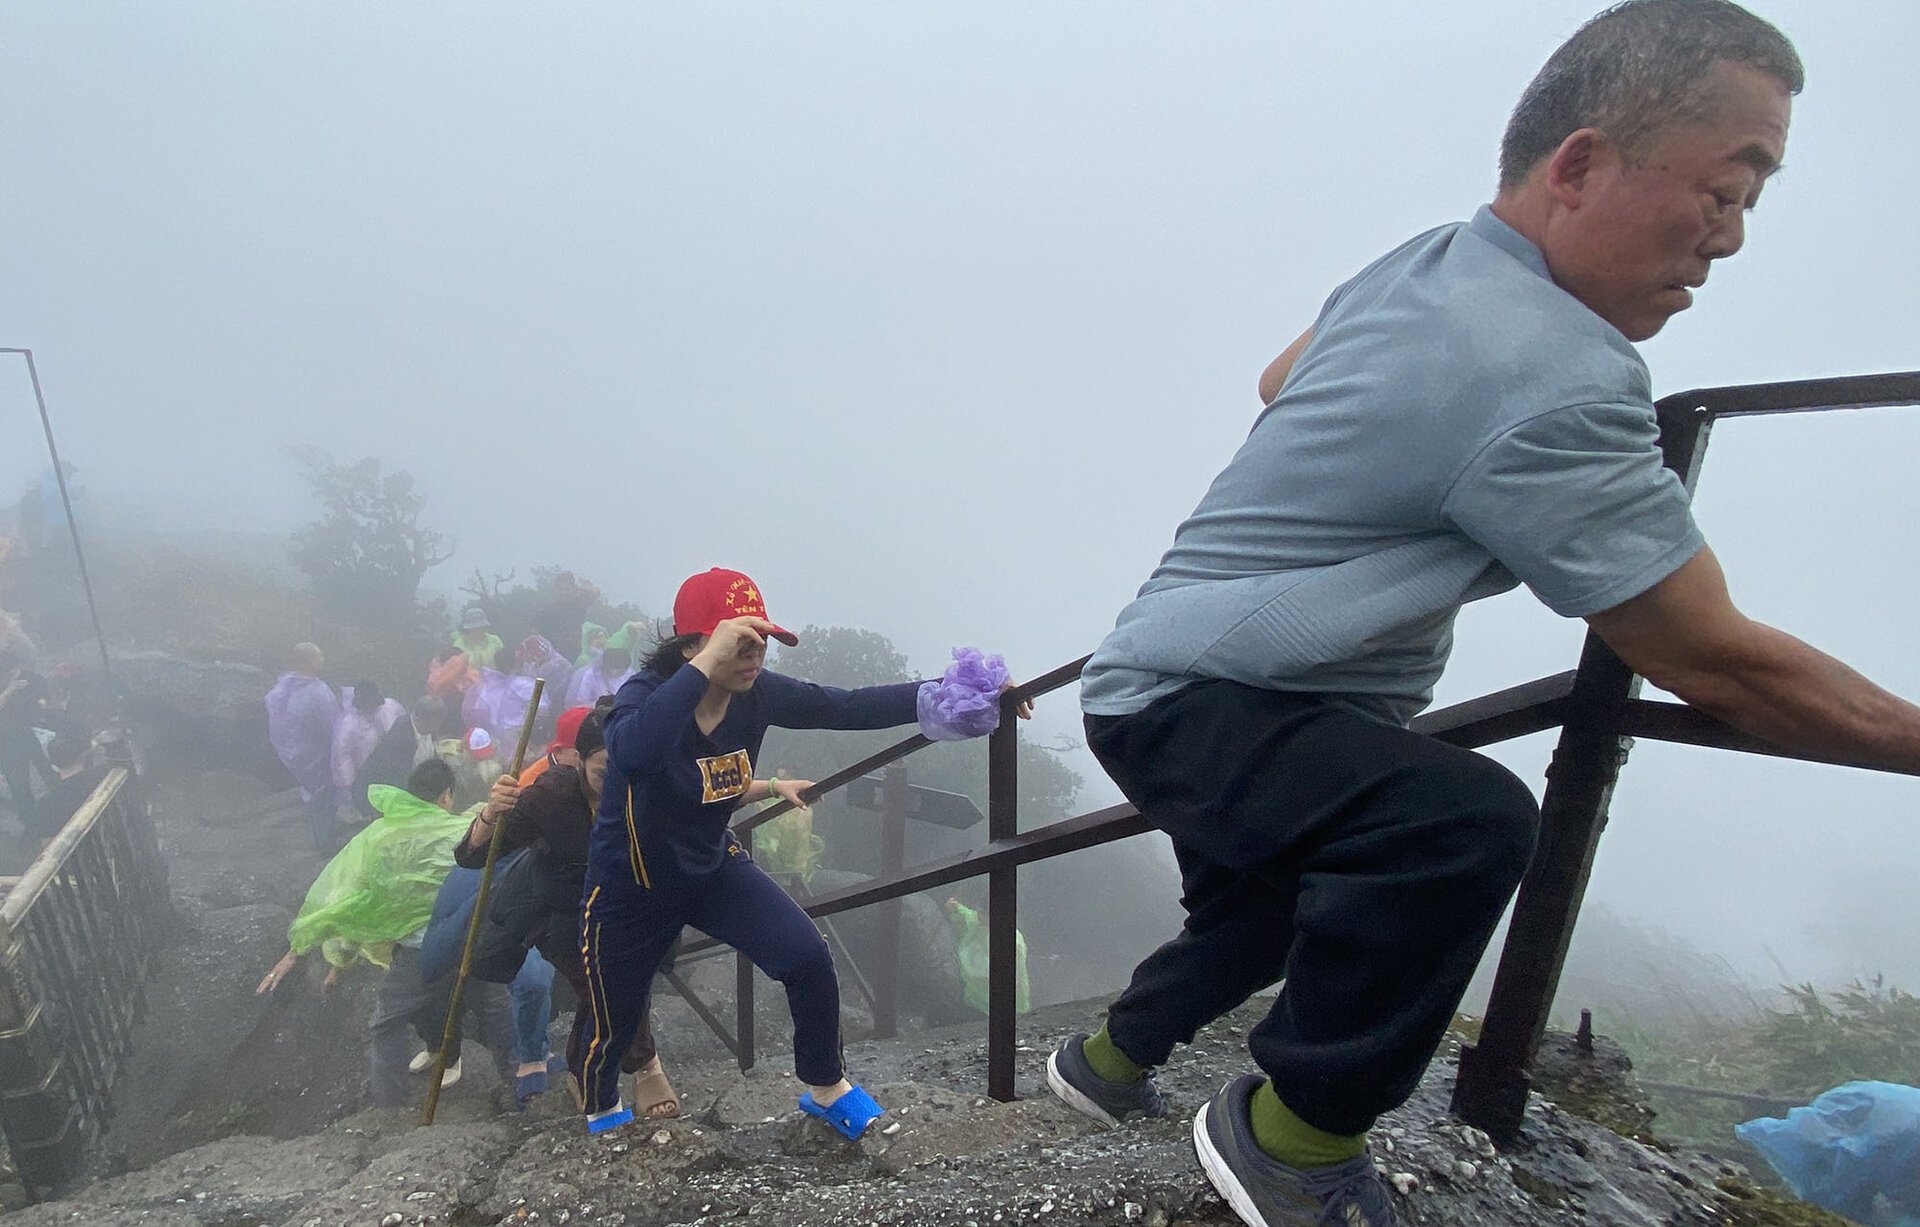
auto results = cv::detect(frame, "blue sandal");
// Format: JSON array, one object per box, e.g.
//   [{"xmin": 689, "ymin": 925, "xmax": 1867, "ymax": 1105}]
[
  {"xmin": 798, "ymin": 1085, "xmax": 885, "ymax": 1140},
  {"xmin": 586, "ymin": 1100, "xmax": 635, "ymax": 1135}
]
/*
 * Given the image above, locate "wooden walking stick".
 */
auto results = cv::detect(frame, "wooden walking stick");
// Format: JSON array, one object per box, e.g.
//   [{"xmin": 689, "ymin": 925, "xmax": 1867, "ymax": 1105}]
[{"xmin": 421, "ymin": 678, "xmax": 544, "ymax": 1125}]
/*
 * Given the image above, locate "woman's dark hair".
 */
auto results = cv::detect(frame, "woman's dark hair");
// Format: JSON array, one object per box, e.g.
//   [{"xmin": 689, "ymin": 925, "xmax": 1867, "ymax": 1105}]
[
  {"xmin": 352, "ymin": 679, "xmax": 383, "ymax": 714},
  {"xmin": 643, "ymin": 632, "xmax": 703, "ymax": 679},
  {"xmin": 406, "ymin": 757, "xmax": 456, "ymax": 803},
  {"xmin": 601, "ymin": 646, "xmax": 632, "ymax": 674}
]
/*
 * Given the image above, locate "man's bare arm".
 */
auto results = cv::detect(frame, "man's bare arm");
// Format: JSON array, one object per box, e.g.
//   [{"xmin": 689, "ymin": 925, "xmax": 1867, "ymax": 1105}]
[
  {"xmin": 1257, "ymin": 328, "xmax": 1315, "ymax": 404},
  {"xmin": 1587, "ymin": 545, "xmax": 1920, "ymax": 773}
]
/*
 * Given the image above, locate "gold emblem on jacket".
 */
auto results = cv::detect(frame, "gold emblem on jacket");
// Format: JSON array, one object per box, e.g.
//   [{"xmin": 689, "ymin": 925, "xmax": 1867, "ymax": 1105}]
[{"xmin": 697, "ymin": 750, "xmax": 751, "ymax": 804}]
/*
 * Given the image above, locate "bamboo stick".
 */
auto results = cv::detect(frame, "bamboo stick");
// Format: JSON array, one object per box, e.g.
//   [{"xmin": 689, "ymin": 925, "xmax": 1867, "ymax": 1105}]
[{"xmin": 421, "ymin": 679, "xmax": 544, "ymax": 1125}]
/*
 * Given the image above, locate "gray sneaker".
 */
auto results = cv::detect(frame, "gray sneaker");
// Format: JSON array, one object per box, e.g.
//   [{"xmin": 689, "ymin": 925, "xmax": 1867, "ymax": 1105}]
[
  {"xmin": 1045, "ymin": 1032, "xmax": 1169, "ymax": 1127},
  {"xmin": 1192, "ymin": 1075, "xmax": 1396, "ymax": 1227}
]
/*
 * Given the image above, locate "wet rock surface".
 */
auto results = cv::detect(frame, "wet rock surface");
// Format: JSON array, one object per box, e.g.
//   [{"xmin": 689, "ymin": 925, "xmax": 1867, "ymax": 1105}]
[{"xmin": 4, "ymin": 995, "xmax": 1816, "ymax": 1227}]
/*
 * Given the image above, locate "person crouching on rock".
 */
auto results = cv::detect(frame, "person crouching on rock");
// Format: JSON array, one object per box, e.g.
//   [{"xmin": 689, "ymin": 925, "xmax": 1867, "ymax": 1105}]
[
  {"xmin": 578, "ymin": 567, "xmax": 1028, "ymax": 1138},
  {"xmin": 256, "ymin": 757, "xmax": 520, "ymax": 1109},
  {"xmin": 457, "ymin": 704, "xmax": 682, "ymax": 1119}
]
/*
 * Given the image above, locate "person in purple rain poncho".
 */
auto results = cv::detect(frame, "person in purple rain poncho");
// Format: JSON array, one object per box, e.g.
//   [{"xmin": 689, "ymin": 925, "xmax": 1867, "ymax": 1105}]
[
  {"xmin": 265, "ymin": 642, "xmax": 341, "ymax": 850},
  {"xmin": 515, "ymin": 634, "xmax": 574, "ymax": 707},
  {"xmin": 332, "ymin": 680, "xmax": 407, "ymax": 814},
  {"xmin": 565, "ymin": 645, "xmax": 632, "ymax": 710}
]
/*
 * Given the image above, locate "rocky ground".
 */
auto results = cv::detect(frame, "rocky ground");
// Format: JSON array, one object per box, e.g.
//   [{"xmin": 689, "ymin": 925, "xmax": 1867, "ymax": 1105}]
[
  {"xmin": 0, "ymin": 766, "xmax": 1840, "ymax": 1226},
  {"xmin": 2, "ymin": 997, "xmax": 1838, "ymax": 1226}
]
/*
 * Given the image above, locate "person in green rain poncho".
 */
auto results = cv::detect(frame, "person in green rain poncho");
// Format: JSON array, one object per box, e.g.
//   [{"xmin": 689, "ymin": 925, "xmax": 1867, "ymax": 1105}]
[
  {"xmin": 575, "ymin": 622, "xmax": 608, "ymax": 669},
  {"xmin": 256, "ymin": 758, "xmax": 518, "ymax": 1106},
  {"xmin": 601, "ymin": 619, "xmax": 650, "ymax": 663},
  {"xmin": 944, "ymin": 896, "xmax": 1030, "ymax": 1016}
]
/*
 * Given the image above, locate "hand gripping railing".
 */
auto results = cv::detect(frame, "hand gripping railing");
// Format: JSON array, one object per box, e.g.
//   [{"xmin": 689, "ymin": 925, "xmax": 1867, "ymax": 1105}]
[
  {"xmin": 693, "ymin": 371, "xmax": 1920, "ymax": 1144},
  {"xmin": 0, "ymin": 767, "xmax": 169, "ymax": 1197}
]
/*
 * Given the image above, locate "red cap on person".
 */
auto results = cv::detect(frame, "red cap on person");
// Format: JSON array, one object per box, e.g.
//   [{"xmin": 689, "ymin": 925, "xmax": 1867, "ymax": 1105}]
[
  {"xmin": 673, "ymin": 569, "xmax": 798, "ymax": 646},
  {"xmin": 466, "ymin": 727, "xmax": 496, "ymax": 761},
  {"xmin": 550, "ymin": 706, "xmax": 591, "ymax": 755}
]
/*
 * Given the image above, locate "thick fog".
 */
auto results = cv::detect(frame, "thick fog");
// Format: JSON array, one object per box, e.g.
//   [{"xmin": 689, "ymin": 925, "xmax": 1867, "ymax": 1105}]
[{"xmin": 4, "ymin": 2, "xmax": 1918, "ymax": 993}]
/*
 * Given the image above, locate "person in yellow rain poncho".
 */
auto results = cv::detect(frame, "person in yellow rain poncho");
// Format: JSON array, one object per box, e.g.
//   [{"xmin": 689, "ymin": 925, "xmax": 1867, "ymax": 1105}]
[
  {"xmin": 256, "ymin": 758, "xmax": 518, "ymax": 1107},
  {"xmin": 945, "ymin": 896, "xmax": 1030, "ymax": 1017}
]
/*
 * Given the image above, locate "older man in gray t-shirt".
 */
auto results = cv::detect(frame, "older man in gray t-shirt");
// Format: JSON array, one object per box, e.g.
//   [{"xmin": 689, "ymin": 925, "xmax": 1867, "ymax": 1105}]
[
  {"xmin": 1045, "ymin": 7, "xmax": 1920, "ymax": 1226},
  {"xmin": 1080, "ymin": 203, "xmax": 1704, "ymax": 727}
]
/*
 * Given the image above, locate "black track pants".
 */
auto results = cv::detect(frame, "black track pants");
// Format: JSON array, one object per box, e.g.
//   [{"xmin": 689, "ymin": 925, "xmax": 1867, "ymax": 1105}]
[{"xmin": 1089, "ymin": 680, "xmax": 1539, "ymax": 1136}]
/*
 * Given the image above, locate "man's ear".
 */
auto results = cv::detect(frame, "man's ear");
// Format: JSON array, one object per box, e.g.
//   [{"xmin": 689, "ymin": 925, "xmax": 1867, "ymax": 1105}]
[
  {"xmin": 439, "ymin": 789, "xmax": 456, "ymax": 811},
  {"xmin": 1544, "ymin": 127, "xmax": 1610, "ymax": 208}
]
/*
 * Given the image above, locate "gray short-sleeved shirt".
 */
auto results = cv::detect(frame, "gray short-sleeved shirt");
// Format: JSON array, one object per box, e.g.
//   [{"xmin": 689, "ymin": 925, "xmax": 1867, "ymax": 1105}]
[{"xmin": 1080, "ymin": 206, "xmax": 1703, "ymax": 727}]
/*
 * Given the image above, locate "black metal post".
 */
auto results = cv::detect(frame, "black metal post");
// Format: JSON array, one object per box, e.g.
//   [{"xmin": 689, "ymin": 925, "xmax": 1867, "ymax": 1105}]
[
  {"xmin": 735, "ymin": 826, "xmax": 756, "ymax": 1071},
  {"xmin": 1451, "ymin": 395, "xmax": 1715, "ymax": 1143},
  {"xmin": 871, "ymin": 765, "xmax": 907, "ymax": 1038},
  {"xmin": 986, "ymin": 710, "xmax": 1019, "ymax": 1102},
  {"xmin": 1450, "ymin": 633, "xmax": 1638, "ymax": 1141}
]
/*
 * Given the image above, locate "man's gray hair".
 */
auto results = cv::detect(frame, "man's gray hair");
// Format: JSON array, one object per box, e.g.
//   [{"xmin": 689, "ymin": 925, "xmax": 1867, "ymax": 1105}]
[{"xmin": 1498, "ymin": 0, "xmax": 1803, "ymax": 189}]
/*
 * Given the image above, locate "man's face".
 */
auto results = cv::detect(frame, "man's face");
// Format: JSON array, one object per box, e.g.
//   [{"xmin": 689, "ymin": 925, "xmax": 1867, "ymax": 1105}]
[{"xmin": 1544, "ymin": 62, "xmax": 1791, "ymax": 342}]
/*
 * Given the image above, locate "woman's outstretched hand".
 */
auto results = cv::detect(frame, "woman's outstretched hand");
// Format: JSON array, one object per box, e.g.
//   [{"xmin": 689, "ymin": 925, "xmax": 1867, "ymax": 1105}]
[
  {"xmin": 1003, "ymin": 680, "xmax": 1034, "ymax": 721},
  {"xmin": 770, "ymin": 777, "xmax": 816, "ymax": 809}
]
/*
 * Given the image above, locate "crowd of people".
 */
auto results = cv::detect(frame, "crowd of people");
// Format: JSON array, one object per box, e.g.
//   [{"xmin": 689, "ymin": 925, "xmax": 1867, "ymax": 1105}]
[{"xmin": 258, "ymin": 565, "xmax": 1026, "ymax": 1131}]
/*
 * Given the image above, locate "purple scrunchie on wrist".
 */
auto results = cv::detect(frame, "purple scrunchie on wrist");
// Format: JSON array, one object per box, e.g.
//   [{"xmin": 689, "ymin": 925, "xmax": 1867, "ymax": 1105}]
[{"xmin": 916, "ymin": 647, "xmax": 1011, "ymax": 741}]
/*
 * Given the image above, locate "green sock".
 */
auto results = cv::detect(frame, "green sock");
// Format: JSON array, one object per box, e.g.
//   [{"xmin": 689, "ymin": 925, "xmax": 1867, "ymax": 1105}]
[
  {"xmin": 1081, "ymin": 1025, "xmax": 1146, "ymax": 1084},
  {"xmin": 1249, "ymin": 1081, "xmax": 1367, "ymax": 1168}
]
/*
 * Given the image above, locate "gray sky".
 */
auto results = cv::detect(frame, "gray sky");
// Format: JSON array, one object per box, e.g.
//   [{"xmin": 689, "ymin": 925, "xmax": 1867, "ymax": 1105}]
[{"xmin": 5, "ymin": 2, "xmax": 1918, "ymax": 987}]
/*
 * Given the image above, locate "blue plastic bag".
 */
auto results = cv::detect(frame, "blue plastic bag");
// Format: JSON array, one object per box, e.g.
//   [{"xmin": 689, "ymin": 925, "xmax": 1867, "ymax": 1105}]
[{"xmin": 1737, "ymin": 1080, "xmax": 1920, "ymax": 1225}]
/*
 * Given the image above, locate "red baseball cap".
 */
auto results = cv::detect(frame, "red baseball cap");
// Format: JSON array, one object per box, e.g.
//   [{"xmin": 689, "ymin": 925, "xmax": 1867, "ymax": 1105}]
[
  {"xmin": 673, "ymin": 569, "xmax": 798, "ymax": 645},
  {"xmin": 549, "ymin": 706, "xmax": 592, "ymax": 755}
]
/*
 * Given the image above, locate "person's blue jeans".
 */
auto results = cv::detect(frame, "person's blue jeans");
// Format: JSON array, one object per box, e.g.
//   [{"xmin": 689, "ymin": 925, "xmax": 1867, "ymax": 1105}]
[
  {"xmin": 510, "ymin": 948, "xmax": 555, "ymax": 1065},
  {"xmin": 306, "ymin": 785, "xmax": 339, "ymax": 852}
]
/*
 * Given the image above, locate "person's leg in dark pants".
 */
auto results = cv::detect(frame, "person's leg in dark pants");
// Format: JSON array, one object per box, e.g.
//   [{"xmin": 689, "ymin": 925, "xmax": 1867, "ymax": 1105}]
[
  {"xmin": 541, "ymin": 929, "xmax": 658, "ymax": 1085},
  {"xmin": 691, "ymin": 852, "xmax": 844, "ymax": 1088},
  {"xmin": 306, "ymin": 784, "xmax": 339, "ymax": 852},
  {"xmin": 369, "ymin": 948, "xmax": 442, "ymax": 1107},
  {"xmin": 0, "ymin": 726, "xmax": 50, "ymax": 835},
  {"xmin": 1104, "ymin": 843, "xmax": 1299, "ymax": 1071},
  {"xmin": 577, "ymin": 885, "xmax": 682, "ymax": 1118},
  {"xmin": 1086, "ymin": 681, "xmax": 1538, "ymax": 1138}
]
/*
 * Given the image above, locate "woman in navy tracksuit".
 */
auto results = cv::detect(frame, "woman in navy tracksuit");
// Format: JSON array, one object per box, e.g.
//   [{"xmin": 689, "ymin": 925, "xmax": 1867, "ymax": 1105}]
[{"xmin": 579, "ymin": 568, "xmax": 962, "ymax": 1138}]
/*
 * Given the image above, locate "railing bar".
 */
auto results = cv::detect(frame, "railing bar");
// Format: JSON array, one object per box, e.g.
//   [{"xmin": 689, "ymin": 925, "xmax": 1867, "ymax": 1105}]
[
  {"xmin": 74, "ymin": 838, "xmax": 138, "ymax": 1072},
  {"xmin": 658, "ymin": 969, "xmax": 740, "ymax": 1059},
  {"xmin": 1617, "ymin": 698, "xmax": 1920, "ymax": 776},
  {"xmin": 1664, "ymin": 370, "xmax": 1920, "ymax": 418},
  {"xmin": 28, "ymin": 907, "xmax": 104, "ymax": 1125},
  {"xmin": 49, "ymin": 885, "xmax": 115, "ymax": 1116},
  {"xmin": 0, "ymin": 770, "xmax": 127, "ymax": 929}
]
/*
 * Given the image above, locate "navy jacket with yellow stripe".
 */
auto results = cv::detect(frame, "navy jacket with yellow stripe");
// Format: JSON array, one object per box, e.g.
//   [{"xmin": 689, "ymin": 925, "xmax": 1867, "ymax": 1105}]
[{"xmin": 586, "ymin": 663, "xmax": 922, "ymax": 894}]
